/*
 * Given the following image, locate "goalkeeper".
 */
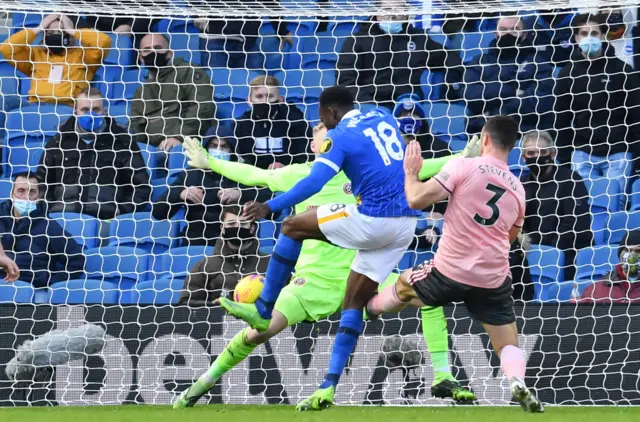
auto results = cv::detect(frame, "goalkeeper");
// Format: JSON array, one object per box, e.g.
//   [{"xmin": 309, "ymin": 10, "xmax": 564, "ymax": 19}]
[{"xmin": 174, "ymin": 124, "xmax": 480, "ymax": 409}]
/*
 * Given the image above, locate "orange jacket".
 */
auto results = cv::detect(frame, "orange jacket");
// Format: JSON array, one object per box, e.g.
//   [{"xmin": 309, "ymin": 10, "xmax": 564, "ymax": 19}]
[{"xmin": 0, "ymin": 28, "xmax": 111, "ymax": 105}]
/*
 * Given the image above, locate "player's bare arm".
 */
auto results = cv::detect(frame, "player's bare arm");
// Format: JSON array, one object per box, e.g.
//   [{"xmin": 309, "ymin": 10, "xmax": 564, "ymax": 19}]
[{"xmin": 404, "ymin": 141, "xmax": 449, "ymax": 209}]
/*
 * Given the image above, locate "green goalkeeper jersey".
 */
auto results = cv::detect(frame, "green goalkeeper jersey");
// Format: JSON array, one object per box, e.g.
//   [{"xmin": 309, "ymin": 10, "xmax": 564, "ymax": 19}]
[{"xmin": 207, "ymin": 154, "xmax": 457, "ymax": 279}]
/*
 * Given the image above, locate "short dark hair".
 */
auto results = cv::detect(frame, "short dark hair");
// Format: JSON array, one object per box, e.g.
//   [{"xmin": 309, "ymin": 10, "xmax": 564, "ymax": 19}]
[
  {"xmin": 572, "ymin": 13, "xmax": 607, "ymax": 36},
  {"xmin": 12, "ymin": 171, "xmax": 41, "ymax": 184},
  {"xmin": 483, "ymin": 115, "xmax": 519, "ymax": 152},
  {"xmin": 319, "ymin": 86, "xmax": 355, "ymax": 111}
]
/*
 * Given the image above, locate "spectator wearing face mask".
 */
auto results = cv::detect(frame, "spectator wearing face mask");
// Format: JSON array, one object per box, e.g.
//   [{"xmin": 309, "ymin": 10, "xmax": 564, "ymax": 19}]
[
  {"xmin": 0, "ymin": 13, "xmax": 111, "ymax": 106},
  {"xmin": 152, "ymin": 126, "xmax": 272, "ymax": 246},
  {"xmin": 178, "ymin": 205, "xmax": 270, "ymax": 305},
  {"xmin": 520, "ymin": 131, "xmax": 592, "ymax": 281},
  {"xmin": 38, "ymin": 88, "xmax": 151, "ymax": 220},
  {"xmin": 580, "ymin": 230, "xmax": 640, "ymax": 303},
  {"xmin": 462, "ymin": 14, "xmax": 555, "ymax": 133},
  {"xmin": 392, "ymin": 94, "xmax": 452, "ymax": 159},
  {"xmin": 553, "ymin": 13, "xmax": 640, "ymax": 203},
  {"xmin": 234, "ymin": 75, "xmax": 312, "ymax": 170},
  {"xmin": 337, "ymin": 0, "xmax": 463, "ymax": 107},
  {"xmin": 130, "ymin": 33, "xmax": 216, "ymax": 151},
  {"xmin": 0, "ymin": 172, "xmax": 85, "ymax": 288}
]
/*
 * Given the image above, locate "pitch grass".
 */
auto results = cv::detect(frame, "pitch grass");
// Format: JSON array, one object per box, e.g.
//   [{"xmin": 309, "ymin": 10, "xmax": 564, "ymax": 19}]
[{"xmin": 1, "ymin": 405, "xmax": 639, "ymax": 422}]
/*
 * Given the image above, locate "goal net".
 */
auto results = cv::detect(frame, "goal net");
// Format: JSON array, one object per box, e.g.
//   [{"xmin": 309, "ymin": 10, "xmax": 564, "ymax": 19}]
[{"xmin": 1, "ymin": 0, "xmax": 640, "ymax": 408}]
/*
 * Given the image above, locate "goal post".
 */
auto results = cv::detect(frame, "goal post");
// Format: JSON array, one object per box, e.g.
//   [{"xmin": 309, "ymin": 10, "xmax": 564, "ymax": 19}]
[{"xmin": 0, "ymin": 0, "xmax": 639, "ymax": 408}]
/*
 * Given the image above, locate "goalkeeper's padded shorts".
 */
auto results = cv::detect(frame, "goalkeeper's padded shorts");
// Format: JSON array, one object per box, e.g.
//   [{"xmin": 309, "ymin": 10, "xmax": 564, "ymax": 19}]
[{"xmin": 408, "ymin": 260, "xmax": 515, "ymax": 326}]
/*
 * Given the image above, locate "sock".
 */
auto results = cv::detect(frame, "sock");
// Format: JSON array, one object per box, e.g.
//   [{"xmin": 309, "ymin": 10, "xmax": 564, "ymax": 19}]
[
  {"xmin": 367, "ymin": 284, "xmax": 408, "ymax": 315},
  {"xmin": 500, "ymin": 344, "xmax": 526, "ymax": 381},
  {"xmin": 420, "ymin": 306, "xmax": 452, "ymax": 382},
  {"xmin": 319, "ymin": 308, "xmax": 363, "ymax": 389},
  {"xmin": 188, "ymin": 328, "xmax": 256, "ymax": 397},
  {"xmin": 255, "ymin": 233, "xmax": 302, "ymax": 319}
]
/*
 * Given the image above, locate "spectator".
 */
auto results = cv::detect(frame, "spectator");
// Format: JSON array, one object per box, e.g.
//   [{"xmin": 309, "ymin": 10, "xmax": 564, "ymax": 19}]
[
  {"xmin": 580, "ymin": 230, "xmax": 640, "ymax": 303},
  {"xmin": 337, "ymin": 0, "xmax": 464, "ymax": 108},
  {"xmin": 71, "ymin": 10, "xmax": 159, "ymax": 49},
  {"xmin": 0, "ymin": 13, "xmax": 111, "ymax": 106},
  {"xmin": 152, "ymin": 126, "xmax": 271, "ymax": 246},
  {"xmin": 178, "ymin": 205, "xmax": 269, "ymax": 305},
  {"xmin": 234, "ymin": 75, "xmax": 311, "ymax": 170},
  {"xmin": 527, "ymin": 9, "xmax": 577, "ymax": 68},
  {"xmin": 462, "ymin": 14, "xmax": 555, "ymax": 133},
  {"xmin": 130, "ymin": 33, "xmax": 216, "ymax": 151},
  {"xmin": 0, "ymin": 172, "xmax": 85, "ymax": 288},
  {"xmin": 392, "ymin": 94, "xmax": 451, "ymax": 158},
  {"xmin": 553, "ymin": 13, "xmax": 640, "ymax": 201},
  {"xmin": 39, "ymin": 88, "xmax": 151, "ymax": 219},
  {"xmin": 520, "ymin": 130, "xmax": 592, "ymax": 280}
]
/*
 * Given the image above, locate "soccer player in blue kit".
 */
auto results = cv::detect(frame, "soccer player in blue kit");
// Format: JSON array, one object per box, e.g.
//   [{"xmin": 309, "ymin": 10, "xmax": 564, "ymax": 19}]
[{"xmin": 226, "ymin": 86, "xmax": 421, "ymax": 410}]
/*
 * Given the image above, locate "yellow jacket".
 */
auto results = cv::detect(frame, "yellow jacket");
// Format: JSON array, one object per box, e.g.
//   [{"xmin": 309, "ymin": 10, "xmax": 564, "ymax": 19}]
[{"xmin": 0, "ymin": 29, "xmax": 111, "ymax": 105}]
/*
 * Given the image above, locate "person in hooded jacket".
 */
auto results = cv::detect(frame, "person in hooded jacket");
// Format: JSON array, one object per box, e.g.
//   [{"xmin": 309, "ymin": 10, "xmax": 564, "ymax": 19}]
[
  {"xmin": 0, "ymin": 13, "xmax": 111, "ymax": 106},
  {"xmin": 38, "ymin": 88, "xmax": 151, "ymax": 220},
  {"xmin": 554, "ymin": 13, "xmax": 640, "ymax": 205},
  {"xmin": 234, "ymin": 75, "xmax": 312, "ymax": 170},
  {"xmin": 462, "ymin": 15, "xmax": 555, "ymax": 133}
]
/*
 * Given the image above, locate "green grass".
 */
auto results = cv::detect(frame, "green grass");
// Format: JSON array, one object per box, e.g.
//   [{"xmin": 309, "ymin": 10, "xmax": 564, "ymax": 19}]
[{"xmin": 1, "ymin": 405, "xmax": 639, "ymax": 422}]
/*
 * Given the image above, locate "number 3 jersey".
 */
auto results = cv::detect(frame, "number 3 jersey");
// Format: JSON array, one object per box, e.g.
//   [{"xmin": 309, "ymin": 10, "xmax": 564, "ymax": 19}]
[
  {"xmin": 433, "ymin": 155, "xmax": 526, "ymax": 288},
  {"xmin": 318, "ymin": 108, "xmax": 421, "ymax": 218}
]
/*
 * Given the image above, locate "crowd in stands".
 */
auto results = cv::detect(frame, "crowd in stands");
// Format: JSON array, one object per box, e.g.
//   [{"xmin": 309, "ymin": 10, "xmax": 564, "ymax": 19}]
[{"xmin": 0, "ymin": 2, "xmax": 640, "ymax": 305}]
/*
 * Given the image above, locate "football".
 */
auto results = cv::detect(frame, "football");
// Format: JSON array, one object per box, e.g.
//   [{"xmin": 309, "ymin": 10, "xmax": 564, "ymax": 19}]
[{"xmin": 233, "ymin": 274, "xmax": 265, "ymax": 303}]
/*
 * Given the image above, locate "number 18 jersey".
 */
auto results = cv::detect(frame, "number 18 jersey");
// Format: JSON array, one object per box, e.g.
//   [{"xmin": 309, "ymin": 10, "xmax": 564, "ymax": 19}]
[
  {"xmin": 318, "ymin": 109, "xmax": 421, "ymax": 218},
  {"xmin": 433, "ymin": 155, "xmax": 526, "ymax": 289}
]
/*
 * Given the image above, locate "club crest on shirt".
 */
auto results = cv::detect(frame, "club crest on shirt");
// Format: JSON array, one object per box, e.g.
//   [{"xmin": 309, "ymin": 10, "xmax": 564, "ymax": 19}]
[
  {"xmin": 439, "ymin": 171, "xmax": 449, "ymax": 181},
  {"xmin": 320, "ymin": 138, "xmax": 332, "ymax": 154},
  {"xmin": 343, "ymin": 182, "xmax": 352, "ymax": 195},
  {"xmin": 293, "ymin": 277, "xmax": 306, "ymax": 286}
]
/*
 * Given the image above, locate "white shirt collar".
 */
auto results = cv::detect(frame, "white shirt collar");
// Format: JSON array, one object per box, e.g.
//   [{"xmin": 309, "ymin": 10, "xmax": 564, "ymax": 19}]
[{"xmin": 341, "ymin": 109, "xmax": 361, "ymax": 121}]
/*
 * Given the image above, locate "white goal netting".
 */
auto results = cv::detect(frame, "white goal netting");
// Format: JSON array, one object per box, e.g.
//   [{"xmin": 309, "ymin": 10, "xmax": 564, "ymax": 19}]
[{"xmin": 1, "ymin": 0, "xmax": 640, "ymax": 408}]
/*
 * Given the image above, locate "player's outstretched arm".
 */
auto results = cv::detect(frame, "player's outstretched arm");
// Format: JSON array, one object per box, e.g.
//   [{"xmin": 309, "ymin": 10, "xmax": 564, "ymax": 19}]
[
  {"xmin": 183, "ymin": 136, "xmax": 279, "ymax": 191},
  {"xmin": 264, "ymin": 161, "xmax": 336, "ymax": 213},
  {"xmin": 418, "ymin": 135, "xmax": 480, "ymax": 180},
  {"xmin": 405, "ymin": 141, "xmax": 450, "ymax": 209}
]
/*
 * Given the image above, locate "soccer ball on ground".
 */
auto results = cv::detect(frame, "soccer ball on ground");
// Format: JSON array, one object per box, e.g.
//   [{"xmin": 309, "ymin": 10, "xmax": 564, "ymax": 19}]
[{"xmin": 233, "ymin": 274, "xmax": 265, "ymax": 303}]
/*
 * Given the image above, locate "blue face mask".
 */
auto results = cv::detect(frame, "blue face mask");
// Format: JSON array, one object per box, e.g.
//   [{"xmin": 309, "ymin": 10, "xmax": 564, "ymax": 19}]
[
  {"xmin": 209, "ymin": 149, "xmax": 231, "ymax": 161},
  {"xmin": 578, "ymin": 36, "xmax": 602, "ymax": 57},
  {"xmin": 77, "ymin": 111, "xmax": 106, "ymax": 133},
  {"xmin": 13, "ymin": 199, "xmax": 37, "ymax": 216},
  {"xmin": 397, "ymin": 116, "xmax": 422, "ymax": 135},
  {"xmin": 379, "ymin": 21, "xmax": 403, "ymax": 34}
]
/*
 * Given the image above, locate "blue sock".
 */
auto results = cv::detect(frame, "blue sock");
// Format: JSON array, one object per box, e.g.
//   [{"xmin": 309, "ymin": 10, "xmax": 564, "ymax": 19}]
[
  {"xmin": 319, "ymin": 309, "xmax": 363, "ymax": 389},
  {"xmin": 255, "ymin": 233, "xmax": 302, "ymax": 319}
]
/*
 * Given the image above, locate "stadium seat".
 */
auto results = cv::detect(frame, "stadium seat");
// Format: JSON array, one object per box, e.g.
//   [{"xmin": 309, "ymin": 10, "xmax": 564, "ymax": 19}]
[
  {"xmin": 630, "ymin": 179, "xmax": 640, "ymax": 211},
  {"xmin": 299, "ymin": 18, "xmax": 355, "ymax": 69},
  {"xmin": 10, "ymin": 13, "xmax": 42, "ymax": 34},
  {"xmin": 422, "ymin": 102, "xmax": 468, "ymax": 144},
  {"xmin": 0, "ymin": 61, "xmax": 22, "ymax": 113},
  {"xmin": 605, "ymin": 211, "xmax": 640, "ymax": 244},
  {"xmin": 0, "ymin": 178, "xmax": 12, "ymax": 200},
  {"xmin": 575, "ymin": 245, "xmax": 620, "ymax": 281},
  {"xmin": 211, "ymin": 68, "xmax": 263, "ymax": 102},
  {"xmin": 48, "ymin": 212, "xmax": 101, "ymax": 249},
  {"xmin": 153, "ymin": 245, "xmax": 215, "ymax": 278},
  {"xmin": 50, "ymin": 279, "xmax": 119, "ymax": 305},
  {"xmin": 129, "ymin": 277, "xmax": 184, "ymax": 305},
  {"xmin": 0, "ymin": 281, "xmax": 34, "ymax": 303},
  {"xmin": 96, "ymin": 67, "xmax": 143, "ymax": 104},
  {"xmin": 108, "ymin": 212, "xmax": 178, "ymax": 252},
  {"xmin": 541, "ymin": 280, "xmax": 594, "ymax": 302},
  {"xmin": 104, "ymin": 33, "xmax": 136, "ymax": 67},
  {"xmin": 84, "ymin": 246, "xmax": 151, "ymax": 288},
  {"xmin": 455, "ymin": 31, "xmax": 496, "ymax": 63},
  {"xmin": 258, "ymin": 219, "xmax": 280, "ymax": 255},
  {"xmin": 527, "ymin": 245, "xmax": 565, "ymax": 301},
  {"xmin": 277, "ymin": 69, "xmax": 336, "ymax": 101},
  {"xmin": 585, "ymin": 178, "xmax": 621, "ymax": 245},
  {"xmin": 397, "ymin": 250, "xmax": 434, "ymax": 272},
  {"xmin": 156, "ymin": 18, "xmax": 202, "ymax": 65}
]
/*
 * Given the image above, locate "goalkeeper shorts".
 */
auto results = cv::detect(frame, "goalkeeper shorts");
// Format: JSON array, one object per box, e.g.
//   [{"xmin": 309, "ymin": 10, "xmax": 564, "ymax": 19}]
[{"xmin": 408, "ymin": 260, "xmax": 515, "ymax": 326}]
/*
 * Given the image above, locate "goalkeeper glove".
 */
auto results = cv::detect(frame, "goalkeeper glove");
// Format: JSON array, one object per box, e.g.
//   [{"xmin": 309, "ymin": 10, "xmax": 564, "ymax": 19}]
[
  {"xmin": 183, "ymin": 136, "xmax": 213, "ymax": 170},
  {"xmin": 461, "ymin": 135, "xmax": 481, "ymax": 158}
]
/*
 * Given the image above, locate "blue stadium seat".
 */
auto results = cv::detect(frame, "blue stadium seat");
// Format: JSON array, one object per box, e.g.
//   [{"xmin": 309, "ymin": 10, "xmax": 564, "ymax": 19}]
[
  {"xmin": 630, "ymin": 179, "xmax": 640, "ymax": 211},
  {"xmin": 167, "ymin": 144, "xmax": 188, "ymax": 172},
  {"xmin": 575, "ymin": 245, "xmax": 620, "ymax": 281},
  {"xmin": 211, "ymin": 68, "xmax": 263, "ymax": 102},
  {"xmin": 0, "ymin": 281, "xmax": 34, "ymax": 303},
  {"xmin": 0, "ymin": 61, "xmax": 23, "ymax": 113},
  {"xmin": 95, "ymin": 67, "xmax": 143, "ymax": 104},
  {"xmin": 606, "ymin": 211, "xmax": 640, "ymax": 244},
  {"xmin": 585, "ymin": 178, "xmax": 621, "ymax": 245},
  {"xmin": 299, "ymin": 17, "xmax": 357, "ymax": 69},
  {"xmin": 104, "ymin": 33, "xmax": 136, "ymax": 67},
  {"xmin": 150, "ymin": 172, "xmax": 181, "ymax": 202},
  {"xmin": 397, "ymin": 250, "xmax": 434, "ymax": 272},
  {"xmin": 455, "ymin": 31, "xmax": 496, "ymax": 63},
  {"xmin": 527, "ymin": 245, "xmax": 565, "ymax": 301},
  {"xmin": 156, "ymin": 18, "xmax": 202, "ymax": 65},
  {"xmin": 422, "ymin": 102, "xmax": 468, "ymax": 143},
  {"xmin": 50, "ymin": 279, "xmax": 119, "ymax": 305},
  {"xmin": 48, "ymin": 212, "xmax": 101, "ymax": 249},
  {"xmin": 6, "ymin": 103, "xmax": 73, "ymax": 137},
  {"xmin": 276, "ymin": 69, "xmax": 336, "ymax": 101},
  {"xmin": 11, "ymin": 13, "xmax": 42, "ymax": 34},
  {"xmin": 508, "ymin": 141, "xmax": 523, "ymax": 167},
  {"xmin": 541, "ymin": 280, "xmax": 594, "ymax": 302},
  {"xmin": 153, "ymin": 245, "xmax": 215, "ymax": 278},
  {"xmin": 129, "ymin": 277, "xmax": 184, "ymax": 305},
  {"xmin": 84, "ymin": 246, "xmax": 151, "ymax": 288},
  {"xmin": 108, "ymin": 212, "xmax": 178, "ymax": 252},
  {"xmin": 0, "ymin": 178, "xmax": 12, "ymax": 201},
  {"xmin": 258, "ymin": 219, "xmax": 280, "ymax": 255}
]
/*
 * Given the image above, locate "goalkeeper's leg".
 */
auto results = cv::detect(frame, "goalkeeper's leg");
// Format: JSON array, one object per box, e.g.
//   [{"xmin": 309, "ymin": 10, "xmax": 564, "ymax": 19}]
[{"xmin": 174, "ymin": 291, "xmax": 309, "ymax": 409}]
